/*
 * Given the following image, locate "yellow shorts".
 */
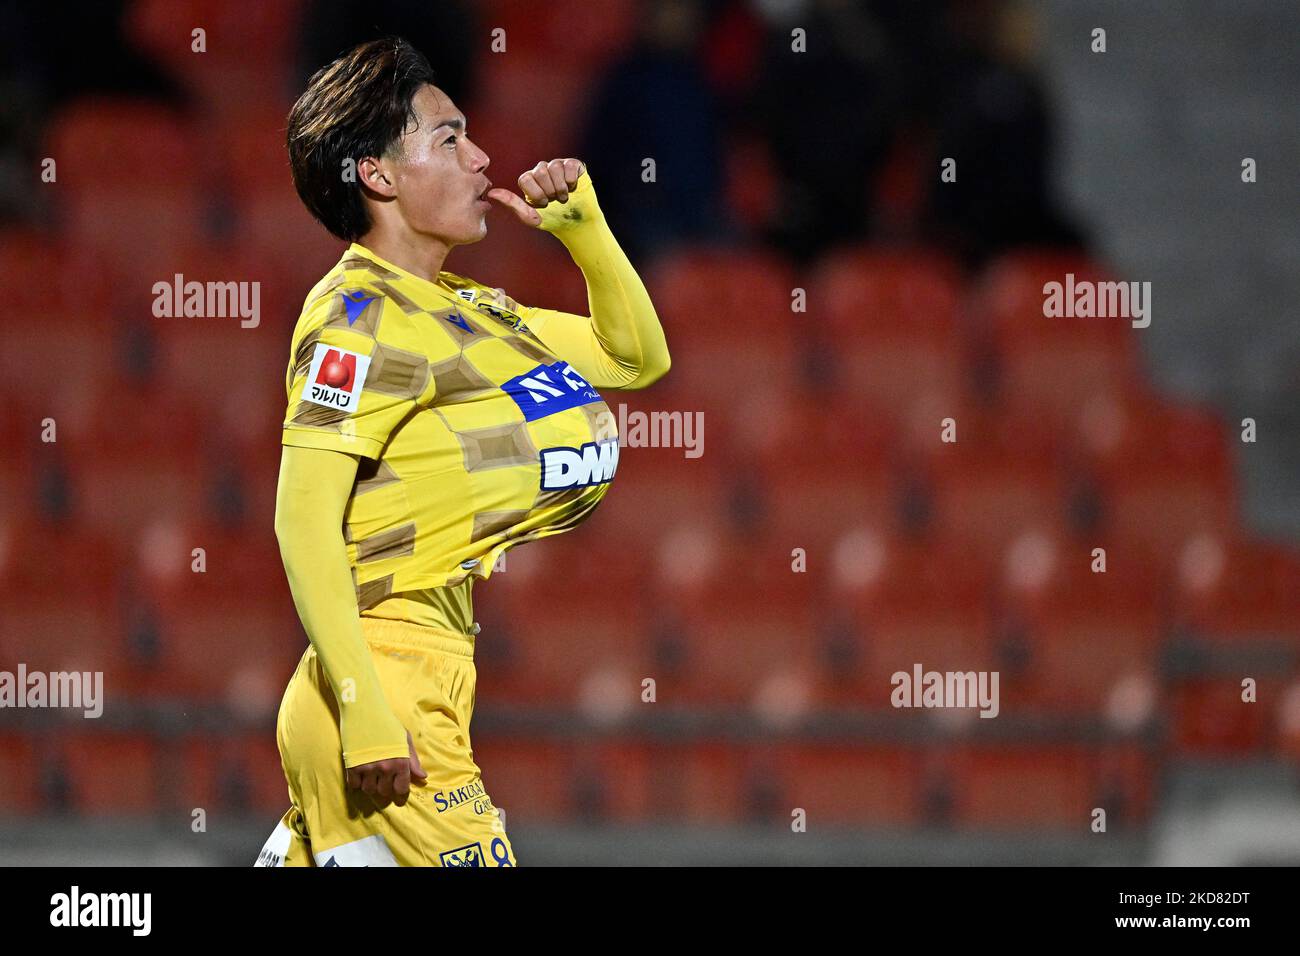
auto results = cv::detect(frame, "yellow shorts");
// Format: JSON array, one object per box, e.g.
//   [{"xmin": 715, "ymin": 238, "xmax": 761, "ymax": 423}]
[{"xmin": 254, "ymin": 617, "xmax": 517, "ymax": 867}]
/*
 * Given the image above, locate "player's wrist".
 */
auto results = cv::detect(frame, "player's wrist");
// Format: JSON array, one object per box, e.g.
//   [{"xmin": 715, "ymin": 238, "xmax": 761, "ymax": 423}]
[
  {"xmin": 538, "ymin": 171, "xmax": 606, "ymax": 235},
  {"xmin": 339, "ymin": 703, "xmax": 408, "ymax": 767}
]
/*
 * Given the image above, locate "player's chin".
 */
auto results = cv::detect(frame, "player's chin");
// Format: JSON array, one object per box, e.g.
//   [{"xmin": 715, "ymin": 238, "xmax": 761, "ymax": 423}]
[{"xmin": 464, "ymin": 214, "xmax": 489, "ymax": 243}]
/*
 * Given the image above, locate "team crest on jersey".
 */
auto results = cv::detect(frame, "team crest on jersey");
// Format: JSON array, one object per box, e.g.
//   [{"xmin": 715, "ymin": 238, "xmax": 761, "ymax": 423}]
[
  {"xmin": 303, "ymin": 342, "xmax": 371, "ymax": 413},
  {"xmin": 540, "ymin": 438, "xmax": 619, "ymax": 490},
  {"xmin": 439, "ymin": 842, "xmax": 485, "ymax": 867},
  {"xmin": 502, "ymin": 360, "xmax": 601, "ymax": 421},
  {"xmin": 475, "ymin": 298, "xmax": 528, "ymax": 332}
]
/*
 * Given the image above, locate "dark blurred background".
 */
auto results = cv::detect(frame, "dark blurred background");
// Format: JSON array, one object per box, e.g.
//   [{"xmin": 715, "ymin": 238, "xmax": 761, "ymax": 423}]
[{"xmin": 1, "ymin": 0, "xmax": 1298, "ymax": 864}]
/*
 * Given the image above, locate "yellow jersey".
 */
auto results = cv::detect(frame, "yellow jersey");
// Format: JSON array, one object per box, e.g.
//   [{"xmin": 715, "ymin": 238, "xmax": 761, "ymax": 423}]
[{"xmin": 281, "ymin": 242, "xmax": 620, "ymax": 613}]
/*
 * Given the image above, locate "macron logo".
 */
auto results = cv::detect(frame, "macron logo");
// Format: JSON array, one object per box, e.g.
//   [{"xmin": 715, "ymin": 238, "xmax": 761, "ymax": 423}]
[{"xmin": 340, "ymin": 290, "xmax": 378, "ymax": 326}]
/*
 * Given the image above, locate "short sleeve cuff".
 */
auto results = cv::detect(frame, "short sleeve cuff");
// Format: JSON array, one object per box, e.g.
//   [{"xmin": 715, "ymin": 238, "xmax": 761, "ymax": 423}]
[{"xmin": 282, "ymin": 425, "xmax": 384, "ymax": 460}]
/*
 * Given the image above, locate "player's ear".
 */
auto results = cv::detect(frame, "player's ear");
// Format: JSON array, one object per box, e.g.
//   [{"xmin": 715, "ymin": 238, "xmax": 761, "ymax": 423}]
[{"xmin": 357, "ymin": 156, "xmax": 397, "ymax": 198}]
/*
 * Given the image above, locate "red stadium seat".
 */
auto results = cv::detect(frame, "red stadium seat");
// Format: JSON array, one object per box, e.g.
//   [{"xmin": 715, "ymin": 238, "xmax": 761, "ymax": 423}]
[
  {"xmin": 66, "ymin": 454, "xmax": 207, "ymax": 535},
  {"xmin": 995, "ymin": 527, "xmax": 1163, "ymax": 622},
  {"xmin": 591, "ymin": 456, "xmax": 730, "ymax": 544},
  {"xmin": 758, "ymin": 460, "xmax": 896, "ymax": 553},
  {"xmin": 149, "ymin": 590, "xmax": 303, "ymax": 705},
  {"xmin": 6, "ymin": 314, "xmax": 116, "ymax": 401},
  {"xmin": 816, "ymin": 533, "xmax": 992, "ymax": 707},
  {"xmin": 155, "ymin": 322, "xmax": 287, "ymax": 403},
  {"xmin": 1168, "ymin": 678, "xmax": 1276, "ymax": 755},
  {"xmin": 814, "ymin": 246, "xmax": 963, "ymax": 337},
  {"xmin": 834, "ymin": 337, "xmax": 966, "ymax": 422},
  {"xmin": 179, "ymin": 733, "xmax": 292, "ymax": 815},
  {"xmin": 641, "ymin": 740, "xmax": 749, "ymax": 824},
  {"xmin": 646, "ymin": 248, "xmax": 797, "ymax": 347},
  {"xmin": 947, "ymin": 746, "xmax": 1092, "ymax": 828},
  {"xmin": 931, "ymin": 460, "xmax": 1065, "ymax": 560},
  {"xmin": 1012, "ymin": 609, "xmax": 1162, "ymax": 716},
  {"xmin": 236, "ymin": 193, "xmax": 344, "ymax": 292},
  {"xmin": 1171, "ymin": 535, "xmax": 1300, "ymax": 640},
  {"xmin": 1065, "ymin": 392, "xmax": 1236, "ymax": 571},
  {"xmin": 945, "ymin": 744, "xmax": 1153, "ymax": 828},
  {"xmin": 477, "ymin": 0, "xmax": 637, "ymax": 68},
  {"xmin": 126, "ymin": 0, "xmax": 303, "ymax": 116},
  {"xmin": 0, "ymin": 735, "xmax": 40, "ymax": 813},
  {"xmin": 0, "ymin": 231, "xmax": 110, "ymax": 312},
  {"xmin": 469, "ymin": 737, "xmax": 575, "ymax": 824},
  {"xmin": 469, "ymin": 59, "xmax": 592, "ymax": 181},
  {"xmin": 62, "ymin": 380, "xmax": 206, "ymax": 464},
  {"xmin": 478, "ymin": 579, "xmax": 651, "ymax": 706},
  {"xmin": 998, "ymin": 335, "xmax": 1139, "ymax": 423},
  {"xmin": 972, "ymin": 250, "xmax": 1114, "ymax": 336},
  {"xmin": 46, "ymin": 101, "xmax": 206, "ymax": 271},
  {"xmin": 42, "ymin": 732, "xmax": 160, "ymax": 814},
  {"xmin": 1102, "ymin": 469, "xmax": 1235, "ymax": 573},
  {"xmin": 573, "ymin": 739, "xmax": 653, "ymax": 823},
  {"xmin": 854, "ymin": 601, "xmax": 996, "ymax": 709},
  {"xmin": 654, "ymin": 594, "xmax": 819, "ymax": 707},
  {"xmin": 768, "ymin": 742, "xmax": 921, "ymax": 826}
]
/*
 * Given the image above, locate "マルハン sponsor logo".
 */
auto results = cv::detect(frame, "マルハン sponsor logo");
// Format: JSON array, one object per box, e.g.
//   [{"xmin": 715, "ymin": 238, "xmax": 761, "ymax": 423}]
[{"xmin": 303, "ymin": 342, "xmax": 371, "ymax": 413}]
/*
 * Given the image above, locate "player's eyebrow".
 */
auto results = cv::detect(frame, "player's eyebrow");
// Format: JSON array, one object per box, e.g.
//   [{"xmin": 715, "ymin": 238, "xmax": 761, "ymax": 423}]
[{"xmin": 434, "ymin": 117, "xmax": 466, "ymax": 136}]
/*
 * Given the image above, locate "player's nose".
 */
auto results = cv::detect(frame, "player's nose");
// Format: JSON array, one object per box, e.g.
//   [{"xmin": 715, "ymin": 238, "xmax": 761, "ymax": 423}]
[{"xmin": 467, "ymin": 138, "xmax": 489, "ymax": 173}]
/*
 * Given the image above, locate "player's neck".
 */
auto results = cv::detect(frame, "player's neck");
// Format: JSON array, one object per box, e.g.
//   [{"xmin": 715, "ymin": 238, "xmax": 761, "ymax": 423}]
[{"xmin": 357, "ymin": 225, "xmax": 452, "ymax": 285}]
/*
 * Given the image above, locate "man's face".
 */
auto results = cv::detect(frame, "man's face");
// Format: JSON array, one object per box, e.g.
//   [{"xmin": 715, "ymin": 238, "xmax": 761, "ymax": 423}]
[{"xmin": 382, "ymin": 84, "xmax": 492, "ymax": 245}]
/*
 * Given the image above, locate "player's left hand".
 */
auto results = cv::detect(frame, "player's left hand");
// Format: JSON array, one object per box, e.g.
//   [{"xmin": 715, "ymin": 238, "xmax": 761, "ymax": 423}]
[{"xmin": 486, "ymin": 158, "xmax": 586, "ymax": 227}]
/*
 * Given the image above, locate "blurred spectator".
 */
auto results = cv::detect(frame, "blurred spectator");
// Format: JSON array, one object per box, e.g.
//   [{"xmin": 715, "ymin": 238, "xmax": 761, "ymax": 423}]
[
  {"xmin": 578, "ymin": 0, "xmax": 731, "ymax": 264},
  {"xmin": 0, "ymin": 0, "xmax": 186, "ymax": 105},
  {"xmin": 296, "ymin": 0, "xmax": 478, "ymax": 105},
  {"xmin": 741, "ymin": 0, "xmax": 903, "ymax": 264},
  {"xmin": 922, "ymin": 0, "xmax": 1085, "ymax": 267},
  {"xmin": 0, "ymin": 0, "xmax": 187, "ymax": 222}
]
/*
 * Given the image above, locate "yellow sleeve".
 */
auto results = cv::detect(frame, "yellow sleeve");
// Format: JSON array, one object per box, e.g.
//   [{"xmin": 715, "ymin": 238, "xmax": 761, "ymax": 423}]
[
  {"xmin": 273, "ymin": 443, "xmax": 409, "ymax": 768},
  {"xmin": 520, "ymin": 170, "xmax": 671, "ymax": 390},
  {"xmin": 282, "ymin": 288, "xmax": 433, "ymax": 460}
]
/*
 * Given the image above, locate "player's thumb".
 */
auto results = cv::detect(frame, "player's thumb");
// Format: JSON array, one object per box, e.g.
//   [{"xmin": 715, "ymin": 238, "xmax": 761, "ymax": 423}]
[
  {"xmin": 486, "ymin": 187, "xmax": 542, "ymax": 228},
  {"xmin": 406, "ymin": 730, "xmax": 428, "ymax": 782}
]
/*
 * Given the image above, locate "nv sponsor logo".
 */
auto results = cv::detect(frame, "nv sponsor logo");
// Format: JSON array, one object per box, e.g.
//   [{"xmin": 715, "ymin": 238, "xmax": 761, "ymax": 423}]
[{"xmin": 502, "ymin": 360, "xmax": 601, "ymax": 421}]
